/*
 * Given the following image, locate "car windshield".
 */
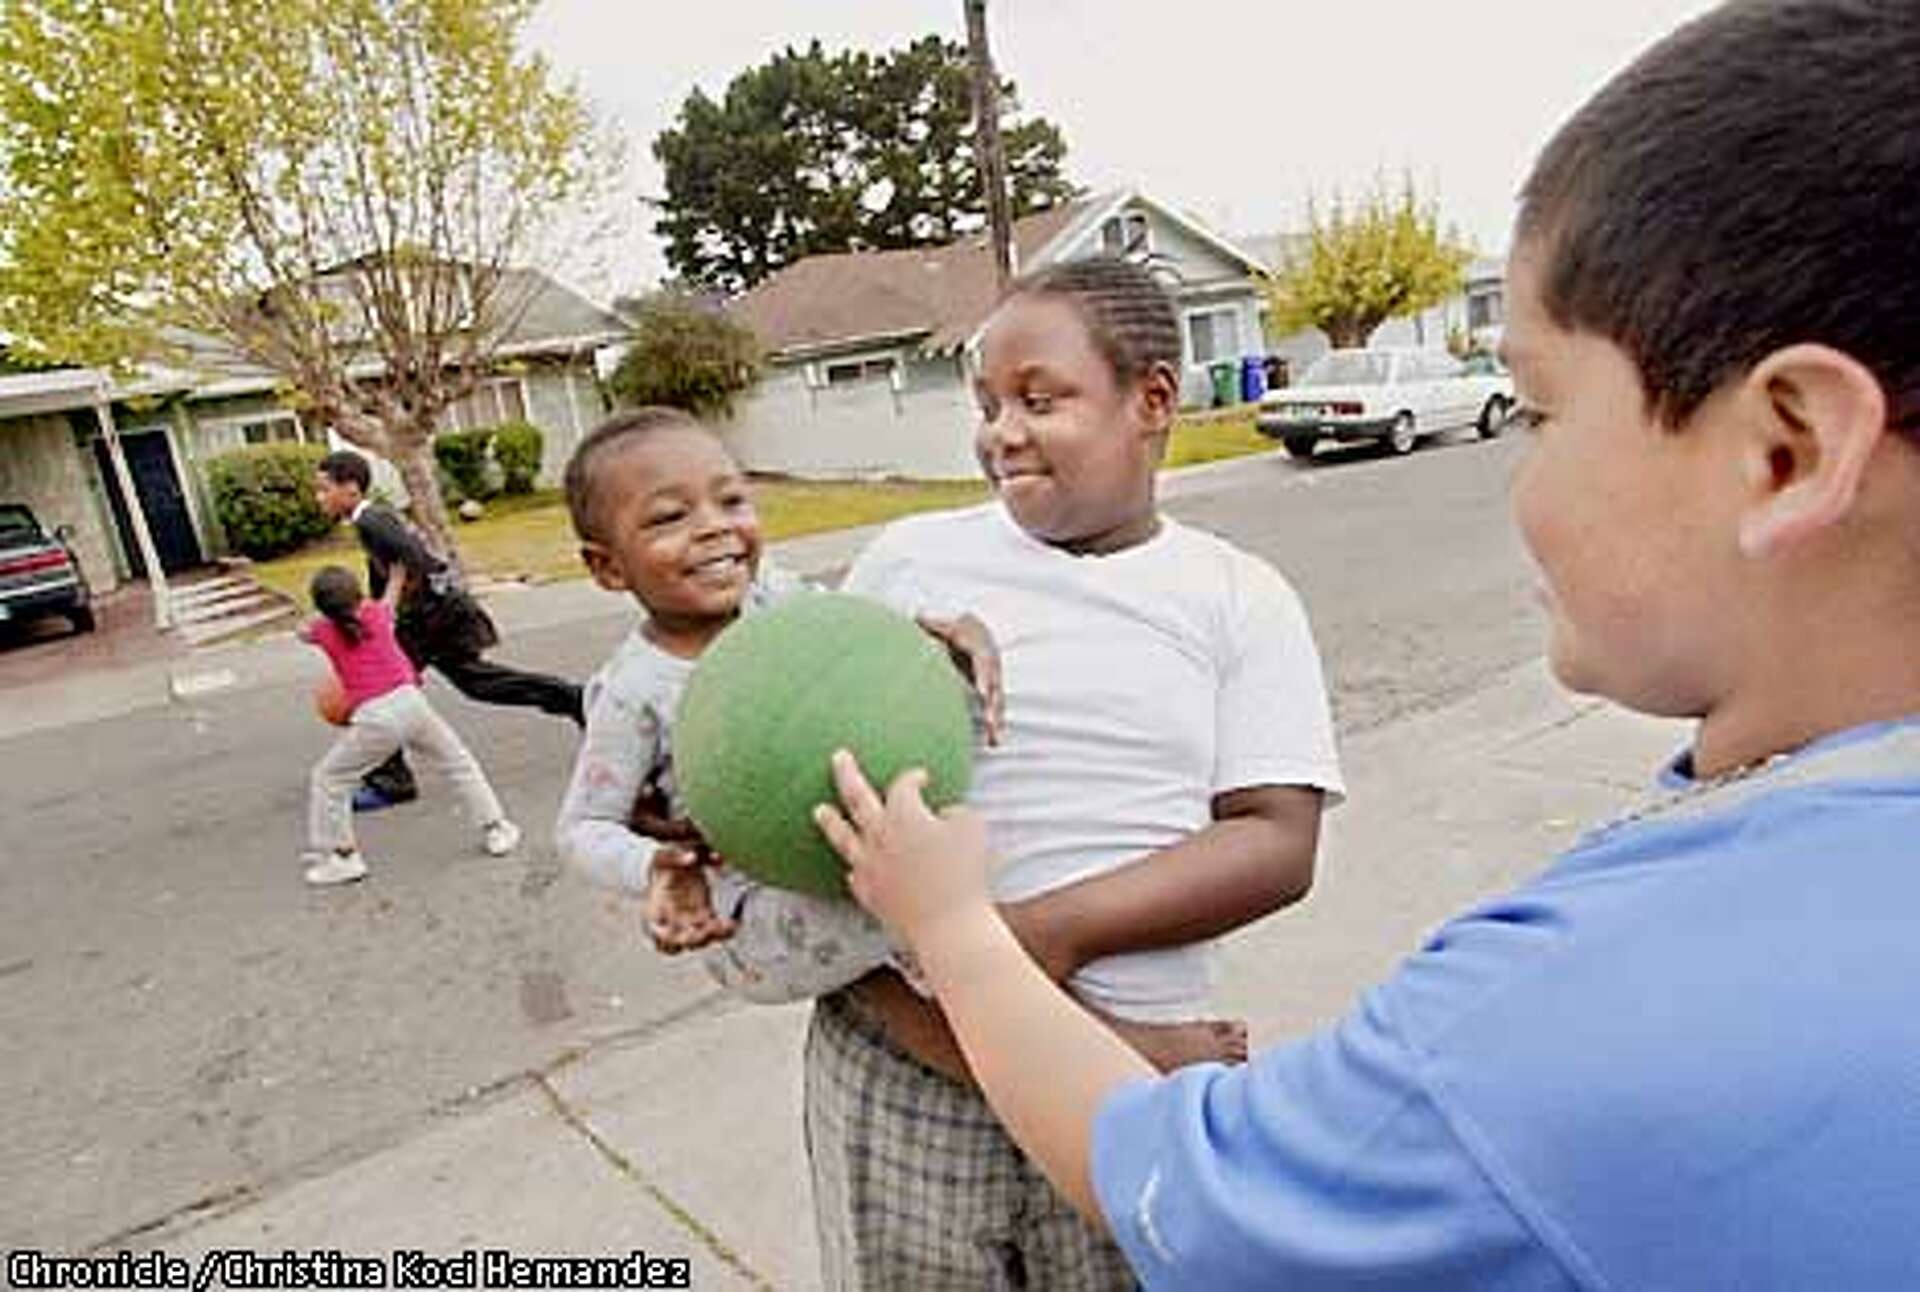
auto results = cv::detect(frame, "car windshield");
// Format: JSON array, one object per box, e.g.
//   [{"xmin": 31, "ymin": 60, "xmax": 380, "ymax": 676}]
[
  {"xmin": 1299, "ymin": 351, "xmax": 1393, "ymax": 387},
  {"xmin": 0, "ymin": 505, "xmax": 44, "ymax": 548}
]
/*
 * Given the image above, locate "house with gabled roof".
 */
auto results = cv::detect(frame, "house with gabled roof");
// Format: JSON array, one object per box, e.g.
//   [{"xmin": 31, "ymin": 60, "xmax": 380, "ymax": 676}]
[
  {"xmin": 723, "ymin": 188, "xmax": 1273, "ymax": 479},
  {"xmin": 0, "ymin": 267, "xmax": 624, "ymax": 598}
]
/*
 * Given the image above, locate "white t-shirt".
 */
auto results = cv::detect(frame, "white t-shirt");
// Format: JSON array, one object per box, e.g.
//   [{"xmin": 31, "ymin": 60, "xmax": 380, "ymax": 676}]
[{"xmin": 843, "ymin": 503, "xmax": 1344, "ymax": 1021}]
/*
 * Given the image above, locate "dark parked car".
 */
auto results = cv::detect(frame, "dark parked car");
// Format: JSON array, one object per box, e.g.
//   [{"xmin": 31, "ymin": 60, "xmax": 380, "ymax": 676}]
[{"xmin": 0, "ymin": 502, "xmax": 93, "ymax": 633}]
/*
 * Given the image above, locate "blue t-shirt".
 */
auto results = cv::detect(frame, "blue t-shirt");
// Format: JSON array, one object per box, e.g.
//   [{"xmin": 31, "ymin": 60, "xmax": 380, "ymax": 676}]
[{"xmin": 1092, "ymin": 718, "xmax": 1920, "ymax": 1289}]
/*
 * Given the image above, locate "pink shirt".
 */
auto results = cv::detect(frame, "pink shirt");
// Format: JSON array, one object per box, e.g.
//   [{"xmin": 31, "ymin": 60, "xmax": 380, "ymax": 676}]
[{"xmin": 307, "ymin": 601, "xmax": 418, "ymax": 711}]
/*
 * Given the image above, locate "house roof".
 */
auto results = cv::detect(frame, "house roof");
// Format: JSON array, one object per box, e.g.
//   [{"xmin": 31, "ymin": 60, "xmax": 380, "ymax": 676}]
[
  {"xmin": 728, "ymin": 202, "xmax": 1080, "ymax": 359},
  {"xmin": 730, "ymin": 189, "xmax": 1272, "ymax": 360},
  {"xmin": 165, "ymin": 267, "xmax": 629, "ymax": 399},
  {"xmin": 0, "ymin": 268, "xmax": 625, "ymax": 417}
]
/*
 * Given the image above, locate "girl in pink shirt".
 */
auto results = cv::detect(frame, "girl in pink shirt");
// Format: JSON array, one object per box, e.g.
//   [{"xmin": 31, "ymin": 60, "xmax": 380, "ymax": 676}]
[{"xmin": 300, "ymin": 565, "xmax": 520, "ymax": 886}]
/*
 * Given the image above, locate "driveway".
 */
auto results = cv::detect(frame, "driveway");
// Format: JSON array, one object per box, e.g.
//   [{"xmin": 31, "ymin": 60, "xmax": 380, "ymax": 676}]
[{"xmin": 0, "ymin": 580, "xmax": 185, "ymax": 690}]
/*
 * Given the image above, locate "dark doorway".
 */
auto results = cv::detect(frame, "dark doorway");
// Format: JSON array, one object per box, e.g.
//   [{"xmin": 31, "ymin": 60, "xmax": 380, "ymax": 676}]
[{"xmin": 92, "ymin": 430, "xmax": 202, "ymax": 575}]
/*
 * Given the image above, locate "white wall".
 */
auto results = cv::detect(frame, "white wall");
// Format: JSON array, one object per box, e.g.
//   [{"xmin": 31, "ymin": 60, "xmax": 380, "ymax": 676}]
[
  {"xmin": 522, "ymin": 363, "xmax": 609, "ymax": 484},
  {"xmin": 717, "ymin": 355, "xmax": 981, "ymax": 480}
]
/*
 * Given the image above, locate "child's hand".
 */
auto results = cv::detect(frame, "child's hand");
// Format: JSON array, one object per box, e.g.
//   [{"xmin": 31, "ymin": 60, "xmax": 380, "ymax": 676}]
[
  {"xmin": 814, "ymin": 749, "xmax": 994, "ymax": 951},
  {"xmin": 916, "ymin": 613, "xmax": 1005, "ymax": 746},
  {"xmin": 628, "ymin": 783, "xmax": 707, "ymax": 848},
  {"xmin": 643, "ymin": 845, "xmax": 735, "ymax": 954}
]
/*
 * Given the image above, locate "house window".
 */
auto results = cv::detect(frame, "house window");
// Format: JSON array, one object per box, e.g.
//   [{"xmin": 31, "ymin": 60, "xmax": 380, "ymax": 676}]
[
  {"xmin": 446, "ymin": 377, "xmax": 529, "ymax": 430},
  {"xmin": 822, "ymin": 356, "xmax": 900, "ymax": 387},
  {"xmin": 1101, "ymin": 211, "xmax": 1150, "ymax": 257},
  {"xmin": 240, "ymin": 413, "xmax": 305, "ymax": 445},
  {"xmin": 1186, "ymin": 307, "xmax": 1242, "ymax": 365},
  {"xmin": 1468, "ymin": 288, "xmax": 1505, "ymax": 332}
]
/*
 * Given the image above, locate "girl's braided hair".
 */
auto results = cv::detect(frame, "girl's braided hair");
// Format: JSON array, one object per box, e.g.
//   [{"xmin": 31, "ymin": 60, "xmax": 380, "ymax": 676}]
[
  {"xmin": 1003, "ymin": 256, "xmax": 1182, "ymax": 385},
  {"xmin": 310, "ymin": 565, "xmax": 366, "ymax": 644}
]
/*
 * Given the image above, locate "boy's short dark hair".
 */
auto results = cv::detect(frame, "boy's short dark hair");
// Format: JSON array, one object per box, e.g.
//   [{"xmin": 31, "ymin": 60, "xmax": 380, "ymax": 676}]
[
  {"xmin": 1519, "ymin": 0, "xmax": 1919, "ymax": 432},
  {"xmin": 316, "ymin": 449, "xmax": 372, "ymax": 492},
  {"xmin": 1005, "ymin": 256, "xmax": 1183, "ymax": 388},
  {"xmin": 563, "ymin": 406, "xmax": 708, "ymax": 542}
]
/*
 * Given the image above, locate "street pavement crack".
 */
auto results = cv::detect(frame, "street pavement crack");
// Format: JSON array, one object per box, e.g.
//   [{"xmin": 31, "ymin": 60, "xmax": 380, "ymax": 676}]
[{"xmin": 532, "ymin": 1073, "xmax": 773, "ymax": 1291}]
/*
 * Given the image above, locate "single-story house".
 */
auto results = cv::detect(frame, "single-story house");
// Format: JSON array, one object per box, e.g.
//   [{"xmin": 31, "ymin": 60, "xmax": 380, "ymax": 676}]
[
  {"xmin": 723, "ymin": 188, "xmax": 1274, "ymax": 480},
  {"xmin": 1238, "ymin": 233, "xmax": 1507, "ymax": 378},
  {"xmin": 0, "ymin": 268, "xmax": 625, "ymax": 598}
]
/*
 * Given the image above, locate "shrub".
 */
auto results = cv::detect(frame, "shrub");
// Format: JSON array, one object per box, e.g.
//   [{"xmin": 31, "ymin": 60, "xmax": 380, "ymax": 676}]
[
  {"xmin": 607, "ymin": 291, "xmax": 763, "ymax": 417},
  {"xmin": 433, "ymin": 427, "xmax": 496, "ymax": 502},
  {"xmin": 490, "ymin": 421, "xmax": 544, "ymax": 494},
  {"xmin": 205, "ymin": 443, "xmax": 335, "ymax": 559}
]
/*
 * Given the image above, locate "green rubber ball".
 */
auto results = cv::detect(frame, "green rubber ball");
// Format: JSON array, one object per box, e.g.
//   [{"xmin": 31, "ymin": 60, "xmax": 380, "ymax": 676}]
[{"xmin": 673, "ymin": 592, "xmax": 975, "ymax": 899}]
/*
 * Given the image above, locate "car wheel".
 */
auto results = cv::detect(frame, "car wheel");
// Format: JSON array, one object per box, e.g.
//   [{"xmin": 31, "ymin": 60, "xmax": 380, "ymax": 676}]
[
  {"xmin": 1388, "ymin": 411, "xmax": 1418, "ymax": 455},
  {"xmin": 69, "ymin": 606, "xmax": 96, "ymax": 634},
  {"xmin": 1479, "ymin": 395, "xmax": 1510, "ymax": 439},
  {"xmin": 1282, "ymin": 434, "xmax": 1318, "ymax": 462}
]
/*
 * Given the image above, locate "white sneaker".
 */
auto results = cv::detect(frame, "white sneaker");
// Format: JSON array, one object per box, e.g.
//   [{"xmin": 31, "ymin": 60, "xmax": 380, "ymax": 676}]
[
  {"xmin": 304, "ymin": 851, "xmax": 369, "ymax": 886},
  {"xmin": 482, "ymin": 819, "xmax": 522, "ymax": 857}
]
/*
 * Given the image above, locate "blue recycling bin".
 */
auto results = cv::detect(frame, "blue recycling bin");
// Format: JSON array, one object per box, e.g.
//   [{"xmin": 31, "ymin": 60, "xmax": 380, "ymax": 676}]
[{"xmin": 1240, "ymin": 355, "xmax": 1267, "ymax": 402}]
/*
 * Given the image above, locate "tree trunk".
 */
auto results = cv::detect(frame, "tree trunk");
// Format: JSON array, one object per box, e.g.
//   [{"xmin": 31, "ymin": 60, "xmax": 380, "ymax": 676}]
[
  {"xmin": 390, "ymin": 434, "xmax": 460, "ymax": 568},
  {"xmin": 1326, "ymin": 318, "xmax": 1364, "ymax": 349}
]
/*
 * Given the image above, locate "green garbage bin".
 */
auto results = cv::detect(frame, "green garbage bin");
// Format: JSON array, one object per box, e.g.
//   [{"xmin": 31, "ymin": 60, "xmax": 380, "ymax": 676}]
[{"xmin": 1208, "ymin": 361, "xmax": 1237, "ymax": 407}]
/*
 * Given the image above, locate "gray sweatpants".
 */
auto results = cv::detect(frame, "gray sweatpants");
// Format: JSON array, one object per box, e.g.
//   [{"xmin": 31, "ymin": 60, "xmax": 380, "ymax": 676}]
[
  {"xmin": 804, "ymin": 990, "xmax": 1137, "ymax": 1291},
  {"xmin": 306, "ymin": 685, "xmax": 503, "ymax": 856}
]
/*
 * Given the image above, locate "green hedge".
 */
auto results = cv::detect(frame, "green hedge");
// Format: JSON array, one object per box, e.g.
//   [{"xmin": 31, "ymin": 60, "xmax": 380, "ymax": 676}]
[
  {"xmin": 433, "ymin": 427, "xmax": 496, "ymax": 503},
  {"xmin": 433, "ymin": 421, "xmax": 544, "ymax": 501},
  {"xmin": 205, "ymin": 443, "xmax": 336, "ymax": 559},
  {"xmin": 491, "ymin": 421, "xmax": 543, "ymax": 495}
]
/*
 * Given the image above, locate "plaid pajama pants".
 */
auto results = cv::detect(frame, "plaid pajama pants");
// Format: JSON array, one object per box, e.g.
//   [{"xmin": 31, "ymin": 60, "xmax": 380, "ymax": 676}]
[{"xmin": 804, "ymin": 990, "xmax": 1137, "ymax": 1291}]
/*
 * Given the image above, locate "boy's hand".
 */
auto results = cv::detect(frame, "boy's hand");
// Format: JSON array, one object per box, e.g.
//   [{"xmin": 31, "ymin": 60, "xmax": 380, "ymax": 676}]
[
  {"xmin": 628, "ymin": 783, "xmax": 707, "ymax": 848},
  {"xmin": 917, "ymin": 613, "xmax": 1005, "ymax": 746},
  {"xmin": 643, "ymin": 845, "xmax": 735, "ymax": 954},
  {"xmin": 815, "ymin": 749, "xmax": 994, "ymax": 952}
]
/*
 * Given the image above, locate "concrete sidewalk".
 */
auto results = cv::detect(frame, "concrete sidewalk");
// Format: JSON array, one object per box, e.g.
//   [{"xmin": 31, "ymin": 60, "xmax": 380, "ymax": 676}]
[{"xmin": 153, "ymin": 656, "xmax": 1686, "ymax": 1290}]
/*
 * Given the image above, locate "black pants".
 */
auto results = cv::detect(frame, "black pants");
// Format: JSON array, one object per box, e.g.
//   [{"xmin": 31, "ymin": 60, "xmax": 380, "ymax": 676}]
[{"xmin": 362, "ymin": 650, "xmax": 583, "ymax": 800}]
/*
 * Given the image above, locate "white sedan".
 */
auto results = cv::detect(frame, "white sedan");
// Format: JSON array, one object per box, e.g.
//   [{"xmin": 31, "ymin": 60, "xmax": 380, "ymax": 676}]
[{"xmin": 1256, "ymin": 347, "xmax": 1513, "ymax": 461}]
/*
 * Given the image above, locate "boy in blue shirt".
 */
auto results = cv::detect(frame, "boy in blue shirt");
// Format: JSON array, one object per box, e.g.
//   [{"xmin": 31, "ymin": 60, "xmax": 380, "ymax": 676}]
[{"xmin": 813, "ymin": 1, "xmax": 1920, "ymax": 1287}]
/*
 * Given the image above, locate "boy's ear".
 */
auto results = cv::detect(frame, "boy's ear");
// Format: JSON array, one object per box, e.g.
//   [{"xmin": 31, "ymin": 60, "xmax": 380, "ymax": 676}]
[
  {"xmin": 579, "ymin": 541, "xmax": 627, "ymax": 593},
  {"xmin": 1736, "ymin": 344, "xmax": 1888, "ymax": 558}
]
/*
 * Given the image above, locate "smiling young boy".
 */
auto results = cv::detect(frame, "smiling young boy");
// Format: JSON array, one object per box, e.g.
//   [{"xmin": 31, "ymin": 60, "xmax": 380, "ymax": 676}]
[{"xmin": 815, "ymin": 2, "xmax": 1920, "ymax": 1287}]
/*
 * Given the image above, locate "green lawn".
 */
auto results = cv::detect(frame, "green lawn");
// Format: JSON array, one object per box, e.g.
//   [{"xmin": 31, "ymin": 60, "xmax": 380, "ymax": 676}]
[
  {"xmin": 248, "ymin": 411, "xmax": 1272, "ymax": 605},
  {"xmin": 1164, "ymin": 408, "xmax": 1274, "ymax": 468}
]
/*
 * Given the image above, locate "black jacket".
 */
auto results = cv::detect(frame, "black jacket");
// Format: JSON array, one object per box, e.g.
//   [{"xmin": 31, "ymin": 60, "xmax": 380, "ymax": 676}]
[{"xmin": 352, "ymin": 504, "xmax": 498, "ymax": 664}]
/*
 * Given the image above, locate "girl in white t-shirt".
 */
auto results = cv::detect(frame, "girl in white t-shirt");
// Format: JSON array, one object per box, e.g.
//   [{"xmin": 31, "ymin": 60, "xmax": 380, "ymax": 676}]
[{"xmin": 649, "ymin": 257, "xmax": 1343, "ymax": 1290}]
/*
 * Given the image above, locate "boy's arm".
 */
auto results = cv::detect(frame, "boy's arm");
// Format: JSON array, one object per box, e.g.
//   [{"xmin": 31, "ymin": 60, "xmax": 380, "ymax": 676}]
[
  {"xmin": 554, "ymin": 679, "xmax": 661, "ymax": 893},
  {"xmin": 1003, "ymin": 786, "xmax": 1323, "ymax": 982}
]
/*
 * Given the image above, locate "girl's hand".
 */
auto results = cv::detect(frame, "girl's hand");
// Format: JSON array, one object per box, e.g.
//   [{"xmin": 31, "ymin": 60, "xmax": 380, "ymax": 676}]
[
  {"xmin": 917, "ymin": 613, "xmax": 1005, "ymax": 746},
  {"xmin": 814, "ymin": 749, "xmax": 994, "ymax": 952}
]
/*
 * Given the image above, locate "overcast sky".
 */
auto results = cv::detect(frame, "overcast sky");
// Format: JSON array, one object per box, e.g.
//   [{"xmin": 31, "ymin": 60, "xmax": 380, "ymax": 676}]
[{"xmin": 526, "ymin": 0, "xmax": 1719, "ymax": 299}]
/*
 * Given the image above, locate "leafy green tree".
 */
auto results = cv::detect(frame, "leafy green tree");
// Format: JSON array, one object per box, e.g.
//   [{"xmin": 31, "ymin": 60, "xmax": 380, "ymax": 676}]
[
  {"xmin": 1267, "ymin": 179, "xmax": 1475, "ymax": 350},
  {"xmin": 606, "ymin": 293, "xmax": 764, "ymax": 419},
  {"xmin": 0, "ymin": 0, "xmax": 609, "ymax": 554},
  {"xmin": 653, "ymin": 37, "xmax": 1074, "ymax": 294}
]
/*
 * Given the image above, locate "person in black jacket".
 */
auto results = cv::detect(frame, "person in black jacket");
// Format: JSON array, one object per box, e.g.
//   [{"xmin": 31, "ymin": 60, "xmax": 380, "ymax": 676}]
[{"xmin": 314, "ymin": 449, "xmax": 583, "ymax": 808}]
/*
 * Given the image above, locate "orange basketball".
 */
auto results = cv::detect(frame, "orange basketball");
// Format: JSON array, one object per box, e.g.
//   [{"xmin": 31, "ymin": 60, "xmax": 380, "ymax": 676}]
[{"xmin": 314, "ymin": 676, "xmax": 354, "ymax": 727}]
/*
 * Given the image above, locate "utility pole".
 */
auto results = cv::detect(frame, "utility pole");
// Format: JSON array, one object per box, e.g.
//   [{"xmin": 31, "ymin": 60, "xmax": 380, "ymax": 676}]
[{"xmin": 965, "ymin": 0, "xmax": 1014, "ymax": 289}]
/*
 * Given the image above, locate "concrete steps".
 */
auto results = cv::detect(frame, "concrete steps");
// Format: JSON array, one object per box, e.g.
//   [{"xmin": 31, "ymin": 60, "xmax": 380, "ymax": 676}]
[{"xmin": 170, "ymin": 573, "xmax": 297, "ymax": 647}]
